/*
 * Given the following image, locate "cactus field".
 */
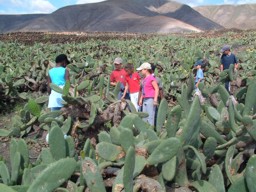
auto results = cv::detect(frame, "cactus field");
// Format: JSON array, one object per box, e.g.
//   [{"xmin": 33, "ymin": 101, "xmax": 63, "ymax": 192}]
[{"xmin": 0, "ymin": 30, "xmax": 256, "ymax": 191}]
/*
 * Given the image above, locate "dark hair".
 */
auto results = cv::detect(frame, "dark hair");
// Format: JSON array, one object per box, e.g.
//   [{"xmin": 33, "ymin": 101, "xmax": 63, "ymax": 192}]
[
  {"xmin": 147, "ymin": 69, "xmax": 153, "ymax": 74},
  {"xmin": 151, "ymin": 64, "xmax": 156, "ymax": 72},
  {"xmin": 124, "ymin": 63, "xmax": 134, "ymax": 70},
  {"xmin": 55, "ymin": 54, "xmax": 70, "ymax": 64}
]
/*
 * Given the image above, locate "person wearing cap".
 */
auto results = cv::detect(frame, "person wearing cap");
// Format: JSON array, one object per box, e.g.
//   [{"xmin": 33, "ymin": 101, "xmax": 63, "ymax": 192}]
[
  {"xmin": 110, "ymin": 57, "xmax": 129, "ymax": 99},
  {"xmin": 220, "ymin": 45, "xmax": 238, "ymax": 92},
  {"xmin": 194, "ymin": 59, "xmax": 204, "ymax": 89},
  {"xmin": 137, "ymin": 62, "xmax": 159, "ymax": 126},
  {"xmin": 47, "ymin": 54, "xmax": 70, "ymax": 111}
]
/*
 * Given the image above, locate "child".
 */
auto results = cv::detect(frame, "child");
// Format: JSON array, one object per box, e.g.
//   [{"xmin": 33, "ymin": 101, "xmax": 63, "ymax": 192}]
[
  {"xmin": 194, "ymin": 60, "xmax": 204, "ymax": 89},
  {"xmin": 137, "ymin": 62, "xmax": 159, "ymax": 126},
  {"xmin": 47, "ymin": 54, "xmax": 70, "ymax": 111},
  {"xmin": 194, "ymin": 60, "xmax": 205, "ymax": 104},
  {"xmin": 121, "ymin": 63, "xmax": 140, "ymax": 111},
  {"xmin": 110, "ymin": 57, "xmax": 129, "ymax": 100}
]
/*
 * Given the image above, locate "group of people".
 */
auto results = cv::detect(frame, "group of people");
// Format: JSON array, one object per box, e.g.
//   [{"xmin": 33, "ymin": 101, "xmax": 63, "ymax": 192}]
[
  {"xmin": 110, "ymin": 57, "xmax": 163, "ymax": 126},
  {"xmin": 194, "ymin": 44, "xmax": 238, "ymax": 94},
  {"xmin": 47, "ymin": 44, "xmax": 238, "ymax": 127}
]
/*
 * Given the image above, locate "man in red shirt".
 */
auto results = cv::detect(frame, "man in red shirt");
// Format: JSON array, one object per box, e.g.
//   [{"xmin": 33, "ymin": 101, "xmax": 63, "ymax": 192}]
[{"xmin": 110, "ymin": 57, "xmax": 129, "ymax": 99}]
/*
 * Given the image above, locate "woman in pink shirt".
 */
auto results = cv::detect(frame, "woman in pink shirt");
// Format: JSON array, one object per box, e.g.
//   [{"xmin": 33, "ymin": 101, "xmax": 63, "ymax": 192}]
[{"xmin": 137, "ymin": 62, "xmax": 159, "ymax": 126}]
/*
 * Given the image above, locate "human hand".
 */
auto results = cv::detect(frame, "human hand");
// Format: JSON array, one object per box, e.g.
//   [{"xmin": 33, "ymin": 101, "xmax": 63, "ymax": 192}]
[
  {"xmin": 138, "ymin": 100, "xmax": 142, "ymax": 106},
  {"xmin": 153, "ymin": 100, "xmax": 158, "ymax": 106}
]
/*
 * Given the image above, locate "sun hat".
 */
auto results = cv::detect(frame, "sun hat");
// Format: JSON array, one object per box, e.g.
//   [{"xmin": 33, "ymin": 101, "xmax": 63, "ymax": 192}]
[
  {"xmin": 194, "ymin": 60, "xmax": 203, "ymax": 67},
  {"xmin": 114, "ymin": 57, "xmax": 123, "ymax": 64},
  {"xmin": 55, "ymin": 54, "xmax": 70, "ymax": 64},
  {"xmin": 136, "ymin": 62, "xmax": 152, "ymax": 71},
  {"xmin": 221, "ymin": 45, "xmax": 231, "ymax": 53}
]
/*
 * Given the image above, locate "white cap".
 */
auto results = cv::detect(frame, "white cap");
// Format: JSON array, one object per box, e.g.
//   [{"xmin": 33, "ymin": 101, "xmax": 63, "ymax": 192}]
[
  {"xmin": 136, "ymin": 62, "xmax": 151, "ymax": 71},
  {"xmin": 114, "ymin": 57, "xmax": 123, "ymax": 64}
]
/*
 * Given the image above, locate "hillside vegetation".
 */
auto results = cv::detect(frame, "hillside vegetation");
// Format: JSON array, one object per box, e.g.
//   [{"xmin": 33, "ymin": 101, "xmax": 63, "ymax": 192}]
[{"xmin": 0, "ymin": 31, "xmax": 256, "ymax": 191}]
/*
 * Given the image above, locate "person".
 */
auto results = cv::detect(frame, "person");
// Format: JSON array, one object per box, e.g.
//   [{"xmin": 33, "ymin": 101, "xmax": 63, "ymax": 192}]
[
  {"xmin": 194, "ymin": 60, "xmax": 204, "ymax": 89},
  {"xmin": 151, "ymin": 64, "xmax": 164, "ymax": 100},
  {"xmin": 220, "ymin": 45, "xmax": 238, "ymax": 93},
  {"xmin": 47, "ymin": 54, "xmax": 70, "ymax": 111},
  {"xmin": 137, "ymin": 62, "xmax": 159, "ymax": 126},
  {"xmin": 110, "ymin": 57, "xmax": 129, "ymax": 100},
  {"xmin": 121, "ymin": 63, "xmax": 140, "ymax": 111},
  {"xmin": 194, "ymin": 60, "xmax": 206, "ymax": 104}
]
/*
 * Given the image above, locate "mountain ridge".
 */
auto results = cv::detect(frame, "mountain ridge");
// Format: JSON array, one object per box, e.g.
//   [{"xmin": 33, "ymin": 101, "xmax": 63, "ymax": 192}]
[
  {"xmin": 0, "ymin": 0, "xmax": 239, "ymax": 33},
  {"xmin": 195, "ymin": 4, "xmax": 256, "ymax": 29}
]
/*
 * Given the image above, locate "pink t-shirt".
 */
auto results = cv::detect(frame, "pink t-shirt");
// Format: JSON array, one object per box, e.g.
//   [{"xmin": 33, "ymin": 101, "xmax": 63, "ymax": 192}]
[{"xmin": 142, "ymin": 75, "xmax": 156, "ymax": 98}]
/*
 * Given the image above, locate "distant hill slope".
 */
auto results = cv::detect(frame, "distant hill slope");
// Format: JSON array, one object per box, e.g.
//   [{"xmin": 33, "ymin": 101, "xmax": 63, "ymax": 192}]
[
  {"xmin": 0, "ymin": 14, "xmax": 46, "ymax": 33},
  {"xmin": 0, "ymin": 0, "xmax": 222, "ymax": 33},
  {"xmin": 195, "ymin": 4, "xmax": 256, "ymax": 29}
]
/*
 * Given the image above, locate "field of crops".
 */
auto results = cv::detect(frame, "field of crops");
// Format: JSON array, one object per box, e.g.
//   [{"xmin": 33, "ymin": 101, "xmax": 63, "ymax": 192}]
[{"xmin": 0, "ymin": 30, "xmax": 256, "ymax": 192}]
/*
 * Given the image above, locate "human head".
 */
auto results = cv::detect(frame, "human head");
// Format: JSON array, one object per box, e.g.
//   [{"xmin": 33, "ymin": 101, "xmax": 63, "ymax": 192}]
[
  {"xmin": 136, "ymin": 62, "xmax": 152, "ymax": 76},
  {"xmin": 55, "ymin": 54, "xmax": 70, "ymax": 67},
  {"xmin": 113, "ymin": 57, "xmax": 123, "ymax": 70},
  {"xmin": 151, "ymin": 63, "xmax": 156, "ymax": 73},
  {"xmin": 194, "ymin": 60, "xmax": 203, "ymax": 69},
  {"xmin": 124, "ymin": 63, "xmax": 134, "ymax": 75},
  {"xmin": 221, "ymin": 45, "xmax": 231, "ymax": 55}
]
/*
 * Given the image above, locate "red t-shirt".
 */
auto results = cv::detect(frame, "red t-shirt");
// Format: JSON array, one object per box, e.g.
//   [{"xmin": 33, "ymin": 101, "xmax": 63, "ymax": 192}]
[
  {"xmin": 125, "ymin": 72, "xmax": 140, "ymax": 93},
  {"xmin": 110, "ymin": 69, "xmax": 127, "ymax": 85}
]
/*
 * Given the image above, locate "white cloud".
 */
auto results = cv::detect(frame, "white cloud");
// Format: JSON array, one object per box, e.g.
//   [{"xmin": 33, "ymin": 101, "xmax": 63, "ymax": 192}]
[
  {"xmin": 0, "ymin": 0, "xmax": 56, "ymax": 14},
  {"xmin": 76, "ymin": 0, "xmax": 106, "ymax": 4},
  {"xmin": 174, "ymin": 0, "xmax": 204, "ymax": 6},
  {"xmin": 224, "ymin": 0, "xmax": 256, "ymax": 4},
  {"xmin": 237, "ymin": 0, "xmax": 256, "ymax": 4},
  {"xmin": 29, "ymin": 0, "xmax": 56, "ymax": 13}
]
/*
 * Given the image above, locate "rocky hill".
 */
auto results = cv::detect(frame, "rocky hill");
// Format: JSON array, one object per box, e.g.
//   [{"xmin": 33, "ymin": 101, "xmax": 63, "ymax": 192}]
[
  {"xmin": 0, "ymin": 0, "xmax": 222, "ymax": 33},
  {"xmin": 195, "ymin": 4, "xmax": 256, "ymax": 29}
]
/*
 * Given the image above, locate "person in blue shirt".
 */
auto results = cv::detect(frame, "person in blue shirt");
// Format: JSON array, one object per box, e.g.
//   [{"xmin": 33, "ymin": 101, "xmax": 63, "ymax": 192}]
[
  {"xmin": 220, "ymin": 45, "xmax": 238, "ymax": 93},
  {"xmin": 194, "ymin": 60, "xmax": 204, "ymax": 89},
  {"xmin": 193, "ymin": 60, "xmax": 206, "ymax": 104},
  {"xmin": 47, "ymin": 54, "xmax": 70, "ymax": 111}
]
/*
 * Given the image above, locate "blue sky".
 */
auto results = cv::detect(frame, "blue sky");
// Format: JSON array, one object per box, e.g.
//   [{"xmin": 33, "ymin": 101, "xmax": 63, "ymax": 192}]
[{"xmin": 0, "ymin": 0, "xmax": 255, "ymax": 14}]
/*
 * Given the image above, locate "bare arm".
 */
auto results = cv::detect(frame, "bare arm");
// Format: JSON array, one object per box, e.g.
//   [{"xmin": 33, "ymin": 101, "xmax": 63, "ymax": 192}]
[
  {"xmin": 196, "ymin": 79, "xmax": 202, "ymax": 88},
  {"xmin": 234, "ymin": 63, "xmax": 238, "ymax": 70},
  {"xmin": 220, "ymin": 64, "xmax": 224, "ymax": 72},
  {"xmin": 110, "ymin": 82, "xmax": 117, "ymax": 86},
  {"xmin": 138, "ymin": 86, "xmax": 143, "ymax": 106},
  {"xmin": 121, "ymin": 84, "xmax": 129, "ymax": 100},
  {"xmin": 152, "ymin": 81, "xmax": 159, "ymax": 105},
  {"xmin": 65, "ymin": 68, "xmax": 70, "ymax": 81}
]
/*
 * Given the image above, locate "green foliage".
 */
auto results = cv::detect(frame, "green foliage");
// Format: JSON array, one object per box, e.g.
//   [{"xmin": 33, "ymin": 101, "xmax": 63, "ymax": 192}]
[
  {"xmin": 27, "ymin": 158, "xmax": 77, "ymax": 192},
  {"xmin": 147, "ymin": 138, "xmax": 181, "ymax": 165},
  {"xmin": 0, "ymin": 161, "xmax": 11, "ymax": 185},
  {"xmin": 179, "ymin": 96, "xmax": 201, "ymax": 145},
  {"xmin": 96, "ymin": 142, "xmax": 124, "ymax": 161},
  {"xmin": 156, "ymin": 98, "xmax": 168, "ymax": 133},
  {"xmin": 123, "ymin": 147, "xmax": 135, "ymax": 192},
  {"xmin": 81, "ymin": 158, "xmax": 106, "ymax": 192},
  {"xmin": 49, "ymin": 126, "xmax": 66, "ymax": 160},
  {"xmin": 245, "ymin": 155, "xmax": 256, "ymax": 192},
  {"xmin": 27, "ymin": 99, "xmax": 41, "ymax": 117},
  {"xmin": 1, "ymin": 31, "xmax": 256, "ymax": 191},
  {"xmin": 0, "ymin": 184, "xmax": 16, "ymax": 192}
]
